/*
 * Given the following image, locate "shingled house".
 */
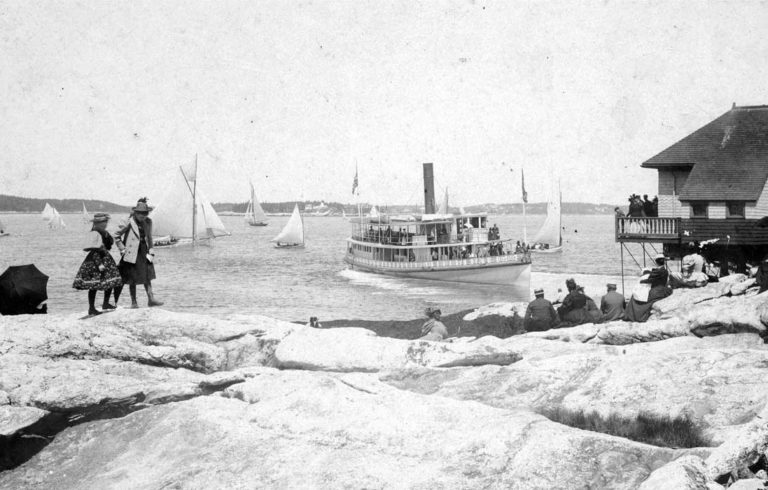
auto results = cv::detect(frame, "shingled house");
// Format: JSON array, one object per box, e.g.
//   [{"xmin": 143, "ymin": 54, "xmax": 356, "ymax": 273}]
[{"xmin": 616, "ymin": 104, "xmax": 768, "ymax": 270}]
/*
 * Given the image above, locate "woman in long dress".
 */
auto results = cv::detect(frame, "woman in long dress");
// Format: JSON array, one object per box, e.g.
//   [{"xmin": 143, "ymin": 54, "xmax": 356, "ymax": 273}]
[
  {"xmin": 114, "ymin": 198, "xmax": 163, "ymax": 308},
  {"xmin": 72, "ymin": 213, "xmax": 123, "ymax": 316}
]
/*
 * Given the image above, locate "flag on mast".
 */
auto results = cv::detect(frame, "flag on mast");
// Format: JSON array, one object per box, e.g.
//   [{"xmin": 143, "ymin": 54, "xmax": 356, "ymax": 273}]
[
  {"xmin": 352, "ymin": 166, "xmax": 359, "ymax": 195},
  {"xmin": 521, "ymin": 169, "xmax": 528, "ymax": 203}
]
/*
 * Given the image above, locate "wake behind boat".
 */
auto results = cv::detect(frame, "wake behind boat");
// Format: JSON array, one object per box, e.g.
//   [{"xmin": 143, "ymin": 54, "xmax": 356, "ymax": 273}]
[
  {"xmin": 272, "ymin": 203, "xmax": 305, "ymax": 248},
  {"xmin": 151, "ymin": 158, "xmax": 230, "ymax": 247},
  {"xmin": 344, "ymin": 163, "xmax": 531, "ymax": 287}
]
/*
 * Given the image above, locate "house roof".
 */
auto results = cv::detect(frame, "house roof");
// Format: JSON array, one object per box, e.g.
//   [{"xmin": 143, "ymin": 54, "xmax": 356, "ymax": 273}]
[{"xmin": 642, "ymin": 105, "xmax": 768, "ymax": 201}]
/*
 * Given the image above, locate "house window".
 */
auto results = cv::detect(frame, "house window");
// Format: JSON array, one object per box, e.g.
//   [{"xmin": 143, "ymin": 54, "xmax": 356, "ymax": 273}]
[
  {"xmin": 726, "ymin": 201, "xmax": 745, "ymax": 218},
  {"xmin": 690, "ymin": 202, "xmax": 708, "ymax": 218}
]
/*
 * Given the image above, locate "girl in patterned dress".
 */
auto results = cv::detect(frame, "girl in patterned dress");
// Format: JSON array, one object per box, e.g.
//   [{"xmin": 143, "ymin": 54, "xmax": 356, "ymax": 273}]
[{"xmin": 73, "ymin": 213, "xmax": 123, "ymax": 316}]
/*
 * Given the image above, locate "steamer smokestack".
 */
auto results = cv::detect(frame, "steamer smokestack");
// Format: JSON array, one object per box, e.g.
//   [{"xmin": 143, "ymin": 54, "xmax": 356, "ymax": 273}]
[{"xmin": 423, "ymin": 163, "xmax": 435, "ymax": 214}]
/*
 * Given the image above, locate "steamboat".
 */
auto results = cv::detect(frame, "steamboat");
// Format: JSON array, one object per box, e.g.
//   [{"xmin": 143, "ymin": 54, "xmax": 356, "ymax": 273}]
[{"xmin": 344, "ymin": 163, "xmax": 531, "ymax": 286}]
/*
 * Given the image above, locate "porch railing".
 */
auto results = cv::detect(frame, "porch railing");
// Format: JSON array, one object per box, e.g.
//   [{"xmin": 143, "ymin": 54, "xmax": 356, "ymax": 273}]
[{"xmin": 615, "ymin": 217, "xmax": 680, "ymax": 241}]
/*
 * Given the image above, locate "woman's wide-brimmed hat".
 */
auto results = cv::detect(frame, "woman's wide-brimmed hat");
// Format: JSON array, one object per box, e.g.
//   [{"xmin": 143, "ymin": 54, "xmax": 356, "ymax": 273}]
[
  {"xmin": 132, "ymin": 198, "xmax": 154, "ymax": 213},
  {"xmin": 89, "ymin": 212, "xmax": 110, "ymax": 223}
]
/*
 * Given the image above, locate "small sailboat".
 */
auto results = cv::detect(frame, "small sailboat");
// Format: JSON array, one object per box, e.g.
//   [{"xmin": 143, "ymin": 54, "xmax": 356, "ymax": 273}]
[
  {"xmin": 81, "ymin": 203, "xmax": 90, "ymax": 225},
  {"xmin": 151, "ymin": 157, "xmax": 230, "ymax": 246},
  {"xmin": 271, "ymin": 203, "xmax": 304, "ymax": 248},
  {"xmin": 41, "ymin": 203, "xmax": 66, "ymax": 230},
  {"xmin": 531, "ymin": 180, "xmax": 563, "ymax": 253},
  {"xmin": 245, "ymin": 181, "xmax": 268, "ymax": 226}
]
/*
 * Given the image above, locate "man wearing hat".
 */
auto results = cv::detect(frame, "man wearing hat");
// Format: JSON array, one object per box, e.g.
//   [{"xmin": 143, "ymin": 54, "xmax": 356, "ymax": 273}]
[
  {"xmin": 524, "ymin": 288, "xmax": 558, "ymax": 332},
  {"xmin": 600, "ymin": 283, "xmax": 625, "ymax": 322},
  {"xmin": 114, "ymin": 198, "xmax": 163, "ymax": 308}
]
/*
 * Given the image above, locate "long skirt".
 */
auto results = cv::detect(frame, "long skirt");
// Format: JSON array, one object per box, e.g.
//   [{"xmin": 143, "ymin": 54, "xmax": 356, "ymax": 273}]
[
  {"xmin": 119, "ymin": 241, "xmax": 156, "ymax": 286},
  {"xmin": 73, "ymin": 250, "xmax": 123, "ymax": 291}
]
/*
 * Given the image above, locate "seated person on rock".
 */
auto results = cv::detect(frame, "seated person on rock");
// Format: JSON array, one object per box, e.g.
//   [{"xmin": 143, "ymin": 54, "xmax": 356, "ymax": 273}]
[
  {"xmin": 600, "ymin": 283, "xmax": 626, "ymax": 322},
  {"xmin": 524, "ymin": 288, "xmax": 559, "ymax": 332},
  {"xmin": 623, "ymin": 269, "xmax": 672, "ymax": 322},
  {"xmin": 557, "ymin": 278, "xmax": 590, "ymax": 326},
  {"xmin": 669, "ymin": 257, "xmax": 708, "ymax": 289},
  {"xmin": 419, "ymin": 307, "xmax": 449, "ymax": 341},
  {"xmin": 581, "ymin": 287, "xmax": 602, "ymax": 323}
]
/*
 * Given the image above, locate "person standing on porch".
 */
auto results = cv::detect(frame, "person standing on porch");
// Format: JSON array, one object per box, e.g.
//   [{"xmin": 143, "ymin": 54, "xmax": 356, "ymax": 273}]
[{"xmin": 114, "ymin": 198, "xmax": 163, "ymax": 308}]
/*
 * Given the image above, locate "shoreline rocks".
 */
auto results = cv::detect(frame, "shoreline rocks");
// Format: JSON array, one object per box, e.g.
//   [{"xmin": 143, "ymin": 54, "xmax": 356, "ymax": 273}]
[{"xmin": 0, "ymin": 284, "xmax": 766, "ymax": 488}]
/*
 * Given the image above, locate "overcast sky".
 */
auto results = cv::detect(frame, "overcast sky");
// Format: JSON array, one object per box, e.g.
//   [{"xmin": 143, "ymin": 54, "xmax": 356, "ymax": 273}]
[{"xmin": 1, "ymin": 1, "xmax": 767, "ymax": 207}]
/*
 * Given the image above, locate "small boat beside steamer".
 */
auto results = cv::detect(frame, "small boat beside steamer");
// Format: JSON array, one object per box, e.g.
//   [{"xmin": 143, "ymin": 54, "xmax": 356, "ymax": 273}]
[{"xmin": 344, "ymin": 163, "xmax": 531, "ymax": 287}]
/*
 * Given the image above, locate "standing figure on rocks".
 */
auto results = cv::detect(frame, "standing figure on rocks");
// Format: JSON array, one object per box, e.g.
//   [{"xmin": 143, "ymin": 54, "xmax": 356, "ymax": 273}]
[
  {"xmin": 756, "ymin": 256, "xmax": 768, "ymax": 293},
  {"xmin": 419, "ymin": 307, "xmax": 448, "ymax": 341},
  {"xmin": 524, "ymin": 288, "xmax": 559, "ymax": 332},
  {"xmin": 73, "ymin": 213, "xmax": 123, "ymax": 316},
  {"xmin": 114, "ymin": 198, "xmax": 163, "ymax": 309},
  {"xmin": 600, "ymin": 283, "xmax": 625, "ymax": 322}
]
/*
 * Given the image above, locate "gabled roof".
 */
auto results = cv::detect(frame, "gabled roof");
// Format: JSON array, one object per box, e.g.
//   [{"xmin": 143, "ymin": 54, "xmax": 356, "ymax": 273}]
[{"xmin": 642, "ymin": 105, "xmax": 768, "ymax": 201}]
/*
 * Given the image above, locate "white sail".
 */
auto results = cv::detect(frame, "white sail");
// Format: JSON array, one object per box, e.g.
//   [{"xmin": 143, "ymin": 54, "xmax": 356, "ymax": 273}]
[
  {"xmin": 245, "ymin": 182, "xmax": 268, "ymax": 224},
  {"xmin": 271, "ymin": 204, "xmax": 304, "ymax": 244},
  {"xmin": 41, "ymin": 203, "xmax": 55, "ymax": 221},
  {"xmin": 369, "ymin": 206, "xmax": 379, "ymax": 218},
  {"xmin": 152, "ymin": 166, "xmax": 229, "ymax": 241},
  {"xmin": 49, "ymin": 208, "xmax": 66, "ymax": 229},
  {"xmin": 437, "ymin": 188, "xmax": 449, "ymax": 215},
  {"xmin": 81, "ymin": 203, "xmax": 90, "ymax": 224},
  {"xmin": 199, "ymin": 192, "xmax": 228, "ymax": 237},
  {"xmin": 532, "ymin": 180, "xmax": 562, "ymax": 246}
]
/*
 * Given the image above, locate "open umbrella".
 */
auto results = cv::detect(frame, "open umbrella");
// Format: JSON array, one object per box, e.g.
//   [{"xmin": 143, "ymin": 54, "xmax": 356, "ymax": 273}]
[{"xmin": 0, "ymin": 264, "xmax": 49, "ymax": 315}]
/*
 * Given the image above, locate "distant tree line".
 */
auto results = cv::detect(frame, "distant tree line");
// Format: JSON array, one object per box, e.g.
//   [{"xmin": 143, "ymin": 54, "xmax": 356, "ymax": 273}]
[
  {"xmin": 213, "ymin": 200, "xmax": 623, "ymax": 215},
  {"xmin": 0, "ymin": 194, "xmax": 131, "ymax": 213}
]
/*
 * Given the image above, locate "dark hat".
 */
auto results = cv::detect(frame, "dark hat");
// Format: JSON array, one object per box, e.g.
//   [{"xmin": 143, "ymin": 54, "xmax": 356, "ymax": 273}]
[
  {"xmin": 607, "ymin": 283, "xmax": 617, "ymax": 290},
  {"xmin": 132, "ymin": 197, "xmax": 154, "ymax": 213},
  {"xmin": 90, "ymin": 212, "xmax": 110, "ymax": 223},
  {"xmin": 534, "ymin": 288, "xmax": 544, "ymax": 296},
  {"xmin": 424, "ymin": 306, "xmax": 441, "ymax": 317}
]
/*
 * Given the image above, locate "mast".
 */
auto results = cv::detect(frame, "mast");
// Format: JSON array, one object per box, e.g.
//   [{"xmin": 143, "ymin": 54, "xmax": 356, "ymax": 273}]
[
  {"xmin": 521, "ymin": 167, "xmax": 528, "ymax": 245},
  {"xmin": 192, "ymin": 154, "xmax": 198, "ymax": 244}
]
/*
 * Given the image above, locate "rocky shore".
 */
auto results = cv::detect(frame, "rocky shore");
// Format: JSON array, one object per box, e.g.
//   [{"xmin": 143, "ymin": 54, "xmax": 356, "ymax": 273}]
[{"xmin": 1, "ymin": 282, "xmax": 767, "ymax": 489}]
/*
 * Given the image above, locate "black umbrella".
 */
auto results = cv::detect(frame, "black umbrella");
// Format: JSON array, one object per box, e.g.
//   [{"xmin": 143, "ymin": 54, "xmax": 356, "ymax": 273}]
[{"xmin": 0, "ymin": 264, "xmax": 49, "ymax": 315}]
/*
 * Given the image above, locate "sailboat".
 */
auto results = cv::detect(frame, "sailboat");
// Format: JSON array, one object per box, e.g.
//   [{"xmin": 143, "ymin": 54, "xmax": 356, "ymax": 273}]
[
  {"xmin": 244, "ymin": 181, "xmax": 268, "ymax": 226},
  {"xmin": 531, "ymin": 180, "xmax": 563, "ymax": 253},
  {"xmin": 271, "ymin": 203, "xmax": 304, "ymax": 248},
  {"xmin": 81, "ymin": 203, "xmax": 90, "ymax": 225},
  {"xmin": 41, "ymin": 203, "xmax": 66, "ymax": 230},
  {"xmin": 151, "ymin": 158, "xmax": 230, "ymax": 247}
]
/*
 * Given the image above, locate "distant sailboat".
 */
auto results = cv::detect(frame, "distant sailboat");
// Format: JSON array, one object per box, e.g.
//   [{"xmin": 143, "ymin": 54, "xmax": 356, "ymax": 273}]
[
  {"xmin": 41, "ymin": 203, "xmax": 65, "ymax": 230},
  {"xmin": 531, "ymin": 180, "xmax": 562, "ymax": 253},
  {"xmin": 437, "ymin": 188, "xmax": 449, "ymax": 215},
  {"xmin": 271, "ymin": 203, "xmax": 304, "ymax": 248},
  {"xmin": 81, "ymin": 202, "xmax": 90, "ymax": 224},
  {"xmin": 151, "ymin": 157, "xmax": 230, "ymax": 246},
  {"xmin": 245, "ymin": 181, "xmax": 268, "ymax": 226},
  {"xmin": 368, "ymin": 206, "xmax": 379, "ymax": 219}
]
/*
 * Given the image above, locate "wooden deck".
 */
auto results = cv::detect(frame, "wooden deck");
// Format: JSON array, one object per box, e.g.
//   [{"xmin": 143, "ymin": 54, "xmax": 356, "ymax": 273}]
[{"xmin": 615, "ymin": 217, "xmax": 768, "ymax": 245}]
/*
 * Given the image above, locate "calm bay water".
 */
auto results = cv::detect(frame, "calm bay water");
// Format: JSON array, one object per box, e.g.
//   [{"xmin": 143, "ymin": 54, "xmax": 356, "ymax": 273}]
[{"xmin": 0, "ymin": 213, "xmax": 646, "ymax": 321}]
